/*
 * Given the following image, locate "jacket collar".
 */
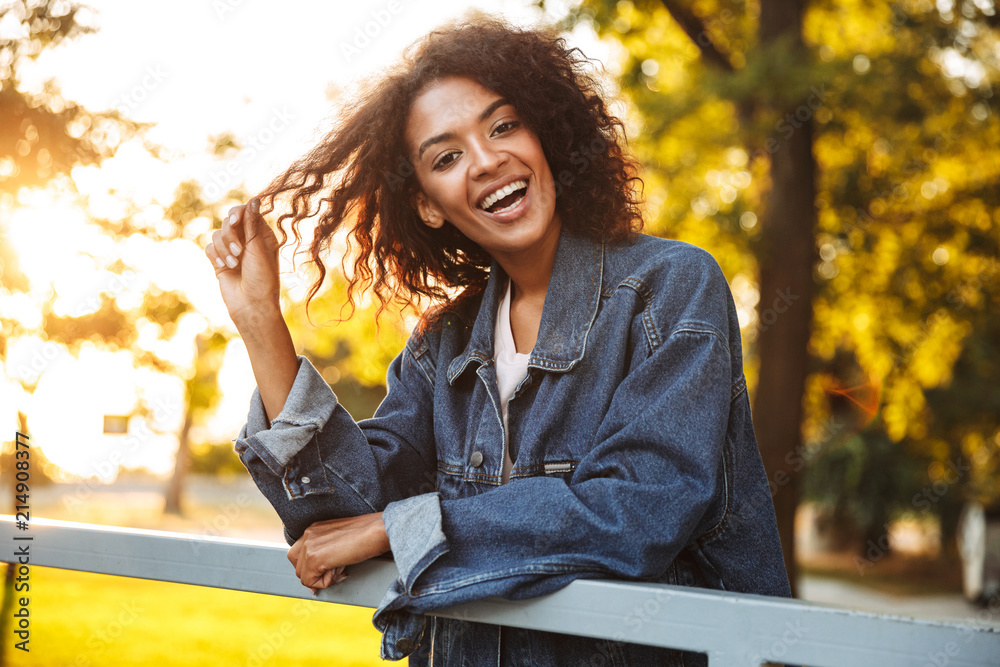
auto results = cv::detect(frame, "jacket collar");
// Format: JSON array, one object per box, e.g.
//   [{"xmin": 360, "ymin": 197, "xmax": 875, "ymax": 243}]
[{"xmin": 446, "ymin": 229, "xmax": 605, "ymax": 385}]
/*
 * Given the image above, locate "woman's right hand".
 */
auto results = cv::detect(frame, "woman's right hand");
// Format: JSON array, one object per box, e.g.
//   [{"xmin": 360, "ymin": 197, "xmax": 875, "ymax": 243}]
[
  {"xmin": 206, "ymin": 197, "xmax": 299, "ymax": 422},
  {"xmin": 205, "ymin": 197, "xmax": 282, "ymax": 330}
]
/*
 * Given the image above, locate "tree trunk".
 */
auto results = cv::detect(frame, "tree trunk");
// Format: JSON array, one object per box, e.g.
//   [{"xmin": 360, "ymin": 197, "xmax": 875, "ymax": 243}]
[
  {"xmin": 753, "ymin": 0, "xmax": 818, "ymax": 596},
  {"xmin": 164, "ymin": 406, "xmax": 194, "ymax": 516}
]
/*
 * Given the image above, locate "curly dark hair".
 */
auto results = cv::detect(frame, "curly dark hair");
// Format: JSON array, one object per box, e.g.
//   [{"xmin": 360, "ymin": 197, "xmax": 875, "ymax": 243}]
[{"xmin": 254, "ymin": 12, "xmax": 643, "ymax": 325}]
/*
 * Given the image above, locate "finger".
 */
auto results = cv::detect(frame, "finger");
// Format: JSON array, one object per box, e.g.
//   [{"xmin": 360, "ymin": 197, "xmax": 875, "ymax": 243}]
[
  {"xmin": 314, "ymin": 569, "xmax": 335, "ymax": 590},
  {"xmin": 212, "ymin": 229, "xmax": 239, "ymax": 270},
  {"xmin": 205, "ymin": 242, "xmax": 227, "ymax": 274},
  {"xmin": 226, "ymin": 205, "xmax": 244, "ymax": 227},
  {"xmin": 294, "ymin": 553, "xmax": 306, "ymax": 582},
  {"xmin": 243, "ymin": 197, "xmax": 278, "ymax": 251},
  {"xmin": 221, "ymin": 205, "xmax": 246, "ymax": 260}
]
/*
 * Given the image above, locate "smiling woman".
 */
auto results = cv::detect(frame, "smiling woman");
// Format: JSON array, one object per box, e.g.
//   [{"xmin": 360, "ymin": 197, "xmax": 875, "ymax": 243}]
[{"xmin": 204, "ymin": 13, "xmax": 790, "ymax": 667}]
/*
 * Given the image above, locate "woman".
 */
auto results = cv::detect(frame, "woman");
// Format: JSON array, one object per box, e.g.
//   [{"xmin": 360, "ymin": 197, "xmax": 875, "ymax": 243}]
[{"xmin": 206, "ymin": 15, "xmax": 790, "ymax": 666}]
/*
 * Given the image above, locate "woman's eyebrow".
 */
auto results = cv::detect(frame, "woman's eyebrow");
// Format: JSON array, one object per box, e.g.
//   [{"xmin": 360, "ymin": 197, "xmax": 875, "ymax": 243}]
[{"xmin": 416, "ymin": 98, "xmax": 512, "ymax": 160}]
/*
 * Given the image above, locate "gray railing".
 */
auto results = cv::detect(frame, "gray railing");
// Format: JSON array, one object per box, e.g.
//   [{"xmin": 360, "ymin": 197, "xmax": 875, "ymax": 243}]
[{"xmin": 2, "ymin": 516, "xmax": 998, "ymax": 666}]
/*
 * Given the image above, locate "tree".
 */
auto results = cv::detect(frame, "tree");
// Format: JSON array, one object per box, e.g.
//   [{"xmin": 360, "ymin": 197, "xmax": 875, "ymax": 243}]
[
  {"xmin": 0, "ymin": 0, "xmax": 144, "ymax": 194},
  {"xmin": 558, "ymin": 0, "xmax": 1000, "ymax": 589},
  {"xmin": 0, "ymin": 1, "xmax": 142, "ymax": 658},
  {"xmin": 163, "ymin": 330, "xmax": 229, "ymax": 515}
]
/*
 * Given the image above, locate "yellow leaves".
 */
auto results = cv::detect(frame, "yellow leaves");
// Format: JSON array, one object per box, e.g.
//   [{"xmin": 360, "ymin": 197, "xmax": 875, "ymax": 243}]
[
  {"xmin": 882, "ymin": 377, "xmax": 926, "ymax": 441},
  {"xmin": 906, "ymin": 310, "xmax": 970, "ymax": 389},
  {"xmin": 962, "ymin": 432, "xmax": 986, "ymax": 463},
  {"xmin": 813, "ymin": 130, "xmax": 857, "ymax": 172},
  {"xmin": 854, "ymin": 227, "xmax": 902, "ymax": 293},
  {"xmin": 807, "ymin": 297, "xmax": 842, "ymax": 361},
  {"xmin": 801, "ymin": 372, "xmax": 836, "ymax": 446},
  {"xmin": 811, "ymin": 294, "xmax": 974, "ymax": 444},
  {"xmin": 949, "ymin": 198, "xmax": 992, "ymax": 231},
  {"xmin": 337, "ymin": 313, "xmax": 410, "ymax": 387},
  {"xmin": 284, "ymin": 271, "xmax": 414, "ymax": 390},
  {"xmin": 803, "ymin": 0, "xmax": 898, "ymax": 57}
]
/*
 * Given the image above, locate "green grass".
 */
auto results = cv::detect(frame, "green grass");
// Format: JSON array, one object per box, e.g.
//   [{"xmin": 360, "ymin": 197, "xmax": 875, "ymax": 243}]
[{"xmin": 4, "ymin": 566, "xmax": 391, "ymax": 666}]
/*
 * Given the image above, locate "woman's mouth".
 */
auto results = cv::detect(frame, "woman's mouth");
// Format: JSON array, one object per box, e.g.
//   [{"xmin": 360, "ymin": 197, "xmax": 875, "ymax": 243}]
[
  {"xmin": 477, "ymin": 179, "xmax": 530, "ymax": 221},
  {"xmin": 479, "ymin": 179, "xmax": 528, "ymax": 214}
]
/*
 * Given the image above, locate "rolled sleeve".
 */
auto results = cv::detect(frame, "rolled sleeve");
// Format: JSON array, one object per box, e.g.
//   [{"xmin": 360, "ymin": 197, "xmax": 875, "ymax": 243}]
[
  {"xmin": 232, "ymin": 331, "xmax": 439, "ymax": 543},
  {"xmin": 239, "ymin": 356, "xmax": 339, "ymax": 476},
  {"xmin": 382, "ymin": 492, "xmax": 450, "ymax": 590},
  {"xmin": 374, "ymin": 492, "xmax": 449, "ymax": 660}
]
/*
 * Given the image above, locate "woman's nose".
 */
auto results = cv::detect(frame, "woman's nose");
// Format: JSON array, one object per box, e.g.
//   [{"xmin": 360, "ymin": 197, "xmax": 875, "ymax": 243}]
[{"xmin": 467, "ymin": 139, "xmax": 507, "ymax": 177}]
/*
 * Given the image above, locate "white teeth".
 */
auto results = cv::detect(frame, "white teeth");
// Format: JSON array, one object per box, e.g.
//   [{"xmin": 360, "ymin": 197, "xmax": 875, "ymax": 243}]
[
  {"xmin": 493, "ymin": 195, "xmax": 524, "ymax": 214},
  {"xmin": 479, "ymin": 179, "xmax": 527, "ymax": 210}
]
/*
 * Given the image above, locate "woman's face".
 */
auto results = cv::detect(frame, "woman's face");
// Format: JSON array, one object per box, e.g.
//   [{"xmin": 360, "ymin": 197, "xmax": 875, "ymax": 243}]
[{"xmin": 405, "ymin": 76, "xmax": 561, "ymax": 267}]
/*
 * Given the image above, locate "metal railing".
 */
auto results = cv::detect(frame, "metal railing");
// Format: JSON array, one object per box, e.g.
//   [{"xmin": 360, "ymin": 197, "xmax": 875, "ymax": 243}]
[{"xmin": 2, "ymin": 516, "xmax": 998, "ymax": 666}]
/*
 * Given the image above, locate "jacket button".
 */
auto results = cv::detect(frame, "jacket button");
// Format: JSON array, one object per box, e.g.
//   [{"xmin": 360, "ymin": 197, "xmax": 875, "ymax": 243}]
[
  {"xmin": 470, "ymin": 451, "xmax": 484, "ymax": 467},
  {"xmin": 301, "ymin": 477, "xmax": 310, "ymax": 484},
  {"xmin": 395, "ymin": 637, "xmax": 416, "ymax": 654}
]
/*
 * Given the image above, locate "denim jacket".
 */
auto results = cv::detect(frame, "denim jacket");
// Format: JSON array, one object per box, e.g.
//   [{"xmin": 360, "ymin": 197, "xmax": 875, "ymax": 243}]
[{"xmin": 234, "ymin": 229, "xmax": 791, "ymax": 666}]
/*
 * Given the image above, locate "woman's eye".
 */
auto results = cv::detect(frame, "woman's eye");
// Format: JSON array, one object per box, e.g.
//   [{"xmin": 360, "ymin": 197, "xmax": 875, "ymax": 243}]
[
  {"xmin": 433, "ymin": 151, "xmax": 459, "ymax": 170},
  {"xmin": 493, "ymin": 120, "xmax": 520, "ymax": 136}
]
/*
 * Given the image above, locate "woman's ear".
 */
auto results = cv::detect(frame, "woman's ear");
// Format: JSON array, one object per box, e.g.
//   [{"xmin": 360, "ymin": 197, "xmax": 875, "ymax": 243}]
[{"xmin": 414, "ymin": 191, "xmax": 445, "ymax": 229}]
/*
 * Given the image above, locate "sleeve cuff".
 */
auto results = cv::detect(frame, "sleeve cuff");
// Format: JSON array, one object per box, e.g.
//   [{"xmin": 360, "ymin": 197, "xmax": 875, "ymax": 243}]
[
  {"xmin": 382, "ymin": 493, "xmax": 449, "ymax": 591},
  {"xmin": 373, "ymin": 493, "xmax": 449, "ymax": 659},
  {"xmin": 239, "ymin": 356, "xmax": 339, "ymax": 475}
]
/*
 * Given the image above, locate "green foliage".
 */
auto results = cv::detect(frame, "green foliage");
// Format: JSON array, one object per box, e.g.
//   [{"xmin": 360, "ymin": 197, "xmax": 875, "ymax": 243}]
[
  {"xmin": 189, "ymin": 441, "xmax": 248, "ymax": 476},
  {"xmin": 283, "ymin": 265, "xmax": 413, "ymax": 417},
  {"xmin": 567, "ymin": 0, "xmax": 1000, "ymax": 546}
]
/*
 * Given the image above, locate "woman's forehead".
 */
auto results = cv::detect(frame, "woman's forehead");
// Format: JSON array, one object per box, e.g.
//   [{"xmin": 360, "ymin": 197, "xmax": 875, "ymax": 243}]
[{"xmin": 405, "ymin": 77, "xmax": 510, "ymax": 150}]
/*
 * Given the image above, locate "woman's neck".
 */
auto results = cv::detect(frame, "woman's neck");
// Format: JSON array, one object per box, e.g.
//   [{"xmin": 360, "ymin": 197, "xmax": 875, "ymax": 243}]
[{"xmin": 497, "ymin": 221, "xmax": 561, "ymax": 354}]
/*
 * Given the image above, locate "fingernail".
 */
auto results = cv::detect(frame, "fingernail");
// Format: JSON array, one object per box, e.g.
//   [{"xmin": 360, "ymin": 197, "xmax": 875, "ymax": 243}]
[
  {"xmin": 226, "ymin": 255, "xmax": 238, "ymax": 269},
  {"xmin": 251, "ymin": 197, "xmax": 260, "ymax": 213},
  {"xmin": 228, "ymin": 213, "xmax": 239, "ymax": 226},
  {"xmin": 229, "ymin": 242, "xmax": 242, "ymax": 257},
  {"xmin": 215, "ymin": 257, "xmax": 225, "ymax": 269}
]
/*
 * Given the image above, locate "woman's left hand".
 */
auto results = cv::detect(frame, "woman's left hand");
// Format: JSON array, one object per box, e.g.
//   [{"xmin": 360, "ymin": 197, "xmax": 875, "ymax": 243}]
[{"xmin": 287, "ymin": 512, "xmax": 391, "ymax": 594}]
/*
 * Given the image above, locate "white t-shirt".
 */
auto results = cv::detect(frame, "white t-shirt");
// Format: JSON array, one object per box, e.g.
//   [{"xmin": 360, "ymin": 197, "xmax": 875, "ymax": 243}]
[{"xmin": 494, "ymin": 278, "xmax": 530, "ymax": 484}]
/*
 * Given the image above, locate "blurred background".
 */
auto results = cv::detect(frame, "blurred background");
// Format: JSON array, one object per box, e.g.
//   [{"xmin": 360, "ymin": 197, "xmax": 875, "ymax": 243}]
[{"xmin": 1, "ymin": 0, "xmax": 998, "ymax": 664}]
